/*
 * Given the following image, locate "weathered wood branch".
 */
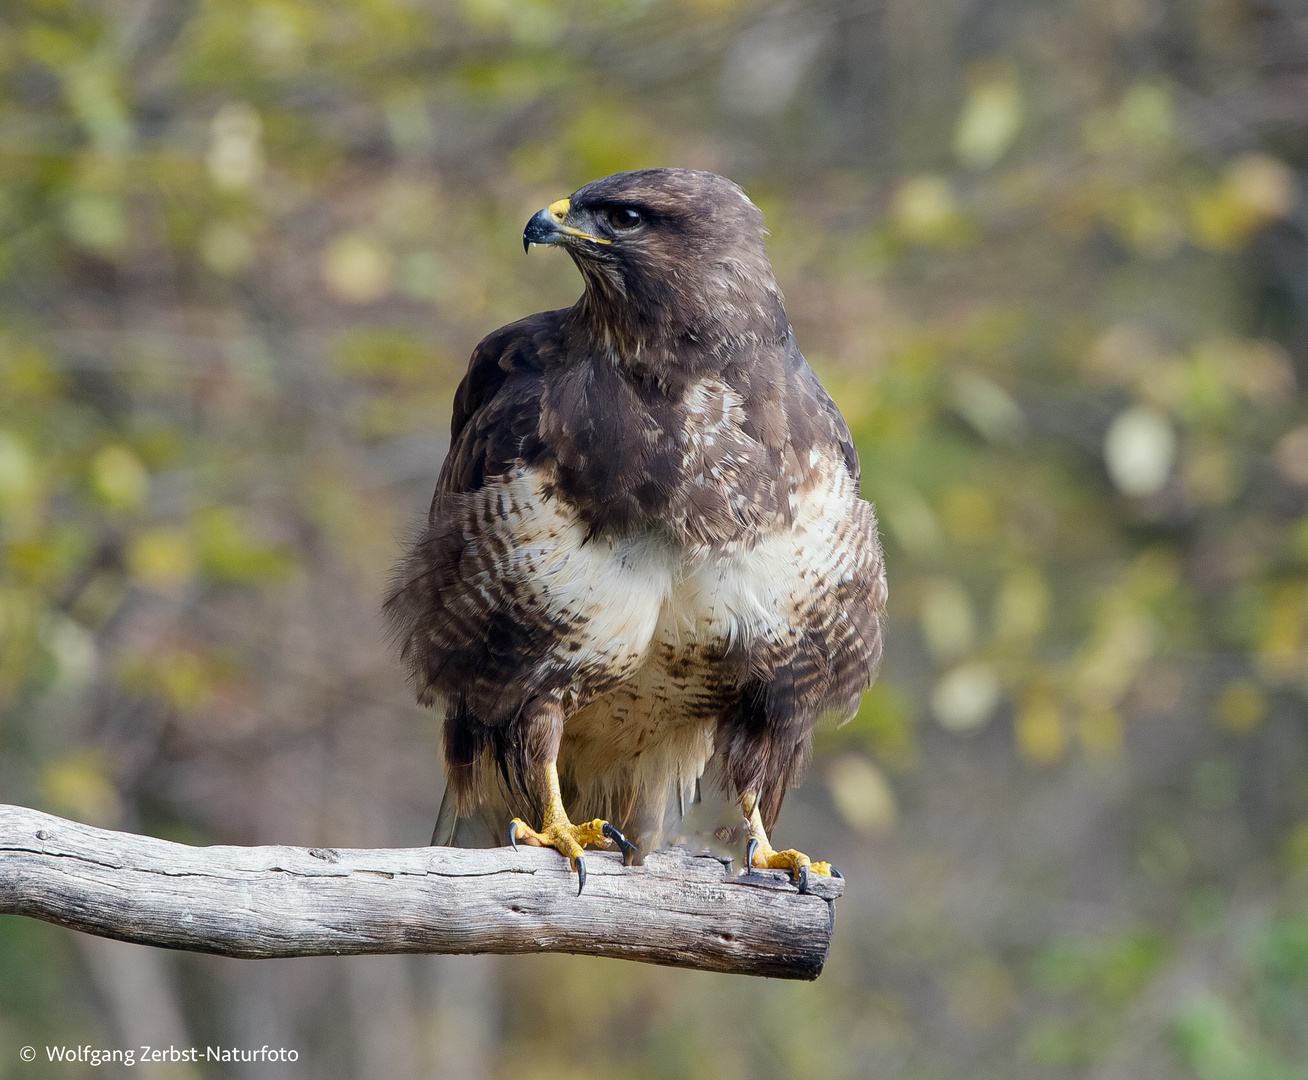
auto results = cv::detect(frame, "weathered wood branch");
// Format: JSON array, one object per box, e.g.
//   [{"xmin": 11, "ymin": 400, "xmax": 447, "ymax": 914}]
[{"xmin": 0, "ymin": 805, "xmax": 841, "ymax": 980}]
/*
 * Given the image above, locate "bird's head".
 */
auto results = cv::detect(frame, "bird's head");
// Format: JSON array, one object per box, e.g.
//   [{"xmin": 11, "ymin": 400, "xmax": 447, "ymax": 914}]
[{"xmin": 524, "ymin": 169, "xmax": 788, "ymax": 367}]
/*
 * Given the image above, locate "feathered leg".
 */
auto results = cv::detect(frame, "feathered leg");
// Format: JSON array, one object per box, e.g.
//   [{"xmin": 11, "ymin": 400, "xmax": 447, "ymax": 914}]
[{"xmin": 507, "ymin": 702, "xmax": 636, "ymax": 894}]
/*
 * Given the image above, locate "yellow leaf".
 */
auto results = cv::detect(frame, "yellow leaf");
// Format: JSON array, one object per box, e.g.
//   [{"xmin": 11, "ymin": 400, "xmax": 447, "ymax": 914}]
[
  {"xmin": 206, "ymin": 102, "xmax": 263, "ymax": 190},
  {"xmin": 932, "ymin": 662, "xmax": 1001, "ymax": 733},
  {"xmin": 65, "ymin": 195, "xmax": 127, "ymax": 255},
  {"xmin": 128, "ymin": 529, "xmax": 194, "ymax": 590},
  {"xmin": 194, "ymin": 507, "xmax": 294, "ymax": 584},
  {"xmin": 323, "ymin": 233, "xmax": 393, "ymax": 304},
  {"xmin": 1256, "ymin": 583, "xmax": 1306, "ymax": 682},
  {"xmin": 1103, "ymin": 407, "xmax": 1175, "ymax": 497},
  {"xmin": 827, "ymin": 754, "xmax": 897, "ymax": 835},
  {"xmin": 919, "ymin": 578, "xmax": 976, "ymax": 661},
  {"xmin": 1191, "ymin": 155, "xmax": 1298, "ymax": 251},
  {"xmin": 954, "ymin": 64, "xmax": 1022, "ymax": 169},
  {"xmin": 201, "ymin": 223, "xmax": 256, "ymax": 275},
  {"xmin": 0, "ymin": 431, "xmax": 39, "ymax": 516},
  {"xmin": 1073, "ymin": 611, "xmax": 1157, "ymax": 706},
  {"xmin": 1227, "ymin": 154, "xmax": 1297, "ymax": 221},
  {"xmin": 994, "ymin": 565, "xmax": 1050, "ymax": 642},
  {"xmin": 892, "ymin": 175, "xmax": 970, "ymax": 245},
  {"xmin": 1016, "ymin": 692, "xmax": 1065, "ymax": 764},
  {"xmin": 119, "ymin": 648, "xmax": 214, "ymax": 712},
  {"xmin": 89, "ymin": 445, "xmax": 149, "ymax": 512},
  {"xmin": 1118, "ymin": 83, "xmax": 1173, "ymax": 146}
]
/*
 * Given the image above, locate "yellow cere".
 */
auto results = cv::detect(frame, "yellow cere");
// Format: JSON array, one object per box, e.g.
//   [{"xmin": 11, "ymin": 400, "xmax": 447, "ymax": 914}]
[{"xmin": 549, "ymin": 196, "xmax": 611, "ymax": 244}]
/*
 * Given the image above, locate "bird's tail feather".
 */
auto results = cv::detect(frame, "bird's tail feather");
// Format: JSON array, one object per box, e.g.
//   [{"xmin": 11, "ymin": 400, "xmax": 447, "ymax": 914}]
[{"xmin": 430, "ymin": 782, "xmax": 518, "ymax": 848}]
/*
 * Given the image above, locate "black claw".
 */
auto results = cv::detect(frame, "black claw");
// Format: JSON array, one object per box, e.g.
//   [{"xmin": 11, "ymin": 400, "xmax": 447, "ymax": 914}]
[
  {"xmin": 602, "ymin": 821, "xmax": 637, "ymax": 866},
  {"xmin": 831, "ymin": 866, "xmax": 843, "ymax": 879},
  {"xmin": 575, "ymin": 856, "xmax": 586, "ymax": 895},
  {"xmin": 508, "ymin": 820, "xmax": 518, "ymax": 851},
  {"xmin": 744, "ymin": 837, "xmax": 759, "ymax": 875},
  {"xmin": 797, "ymin": 864, "xmax": 809, "ymax": 895}
]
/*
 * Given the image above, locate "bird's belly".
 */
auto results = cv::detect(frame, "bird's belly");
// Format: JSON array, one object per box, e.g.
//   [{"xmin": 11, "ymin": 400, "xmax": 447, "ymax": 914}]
[
  {"xmin": 558, "ymin": 462, "xmax": 867, "ymax": 839},
  {"xmin": 556, "ymin": 537, "xmax": 780, "ymax": 815},
  {"xmin": 563, "ymin": 461, "xmax": 863, "ymax": 762},
  {"xmin": 560, "ymin": 650, "xmax": 723, "ymax": 839}
]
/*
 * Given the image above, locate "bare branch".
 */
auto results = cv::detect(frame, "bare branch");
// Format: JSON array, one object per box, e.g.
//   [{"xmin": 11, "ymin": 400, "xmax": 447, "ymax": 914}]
[{"xmin": 0, "ymin": 805, "xmax": 841, "ymax": 980}]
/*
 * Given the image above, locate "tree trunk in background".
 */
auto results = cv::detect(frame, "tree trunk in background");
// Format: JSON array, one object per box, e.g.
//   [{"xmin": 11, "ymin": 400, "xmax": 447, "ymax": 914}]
[
  {"xmin": 77, "ymin": 936, "xmax": 199, "ymax": 1080},
  {"xmin": 421, "ymin": 956, "xmax": 498, "ymax": 1080}
]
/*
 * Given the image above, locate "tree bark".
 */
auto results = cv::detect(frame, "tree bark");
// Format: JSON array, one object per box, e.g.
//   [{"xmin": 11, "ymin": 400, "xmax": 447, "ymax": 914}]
[{"xmin": 0, "ymin": 805, "xmax": 841, "ymax": 980}]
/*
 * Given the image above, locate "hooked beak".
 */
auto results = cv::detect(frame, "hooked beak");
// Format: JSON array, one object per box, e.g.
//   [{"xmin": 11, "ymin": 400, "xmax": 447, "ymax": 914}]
[{"xmin": 523, "ymin": 198, "xmax": 611, "ymax": 253}]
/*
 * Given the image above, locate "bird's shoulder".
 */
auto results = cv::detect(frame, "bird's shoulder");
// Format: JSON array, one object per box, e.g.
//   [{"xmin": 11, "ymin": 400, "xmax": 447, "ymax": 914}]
[
  {"xmin": 786, "ymin": 337, "xmax": 861, "ymax": 486},
  {"xmin": 433, "ymin": 305, "xmax": 861, "ymax": 537},
  {"xmin": 725, "ymin": 330, "xmax": 860, "ymax": 489},
  {"xmin": 436, "ymin": 309, "xmax": 567, "ymax": 495}
]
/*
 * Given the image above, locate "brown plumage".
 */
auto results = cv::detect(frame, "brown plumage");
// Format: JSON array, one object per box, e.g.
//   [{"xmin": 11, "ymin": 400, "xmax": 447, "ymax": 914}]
[{"xmin": 386, "ymin": 169, "xmax": 885, "ymax": 875}]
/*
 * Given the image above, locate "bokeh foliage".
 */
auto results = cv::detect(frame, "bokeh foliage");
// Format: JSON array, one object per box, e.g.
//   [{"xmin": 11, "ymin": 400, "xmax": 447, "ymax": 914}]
[{"xmin": 2, "ymin": 0, "xmax": 1308, "ymax": 1077}]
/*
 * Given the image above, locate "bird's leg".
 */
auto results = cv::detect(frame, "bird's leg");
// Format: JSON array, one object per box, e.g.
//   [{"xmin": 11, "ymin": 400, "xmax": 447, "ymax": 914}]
[
  {"xmin": 740, "ymin": 791, "xmax": 839, "ymax": 894},
  {"xmin": 508, "ymin": 759, "xmax": 636, "ymax": 894}
]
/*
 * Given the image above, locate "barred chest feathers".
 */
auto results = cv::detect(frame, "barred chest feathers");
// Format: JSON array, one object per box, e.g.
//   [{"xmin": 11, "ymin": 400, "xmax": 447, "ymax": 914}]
[{"xmin": 476, "ymin": 368, "xmax": 860, "ymax": 709}]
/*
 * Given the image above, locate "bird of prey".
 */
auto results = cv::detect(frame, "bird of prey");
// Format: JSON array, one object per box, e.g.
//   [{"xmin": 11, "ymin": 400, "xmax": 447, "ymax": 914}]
[{"xmin": 386, "ymin": 168, "xmax": 885, "ymax": 894}]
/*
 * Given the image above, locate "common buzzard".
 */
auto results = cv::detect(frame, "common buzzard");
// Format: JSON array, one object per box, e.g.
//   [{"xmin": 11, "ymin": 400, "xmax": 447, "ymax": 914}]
[{"xmin": 386, "ymin": 169, "xmax": 885, "ymax": 893}]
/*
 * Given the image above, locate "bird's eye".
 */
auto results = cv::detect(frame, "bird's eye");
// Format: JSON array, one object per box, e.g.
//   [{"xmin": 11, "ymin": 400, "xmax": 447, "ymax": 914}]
[{"xmin": 607, "ymin": 207, "xmax": 642, "ymax": 231}]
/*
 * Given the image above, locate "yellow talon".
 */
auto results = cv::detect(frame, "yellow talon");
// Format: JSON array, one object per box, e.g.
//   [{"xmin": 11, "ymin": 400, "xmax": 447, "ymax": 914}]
[
  {"xmin": 740, "ymin": 792, "xmax": 838, "ymax": 893},
  {"xmin": 751, "ymin": 848, "xmax": 837, "ymax": 878},
  {"xmin": 507, "ymin": 761, "xmax": 636, "ymax": 893},
  {"xmin": 509, "ymin": 815, "xmax": 608, "ymax": 867},
  {"xmin": 747, "ymin": 840, "xmax": 835, "ymax": 877}
]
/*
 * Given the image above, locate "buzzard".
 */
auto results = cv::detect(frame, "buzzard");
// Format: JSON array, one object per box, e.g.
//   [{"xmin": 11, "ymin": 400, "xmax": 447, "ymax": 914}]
[{"xmin": 386, "ymin": 169, "xmax": 885, "ymax": 893}]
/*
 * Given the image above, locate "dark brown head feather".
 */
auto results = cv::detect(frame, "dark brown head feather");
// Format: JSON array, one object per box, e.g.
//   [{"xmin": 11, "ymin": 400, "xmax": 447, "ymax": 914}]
[{"xmin": 551, "ymin": 169, "xmax": 789, "ymax": 378}]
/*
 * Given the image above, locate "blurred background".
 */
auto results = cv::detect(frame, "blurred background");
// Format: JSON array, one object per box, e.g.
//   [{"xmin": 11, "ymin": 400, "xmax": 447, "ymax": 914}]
[{"xmin": 2, "ymin": 0, "xmax": 1308, "ymax": 1076}]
